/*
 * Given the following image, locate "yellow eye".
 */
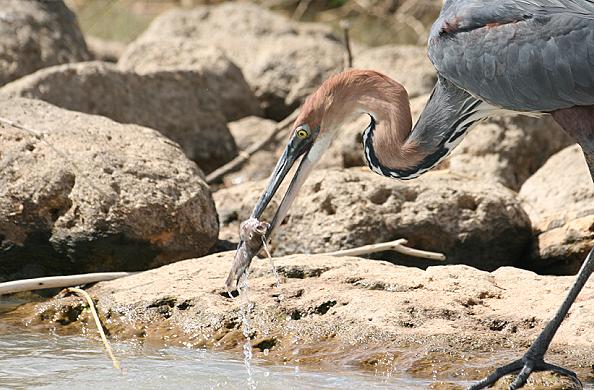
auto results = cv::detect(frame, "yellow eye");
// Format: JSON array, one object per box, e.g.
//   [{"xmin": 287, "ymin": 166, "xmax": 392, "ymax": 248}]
[{"xmin": 296, "ymin": 129, "xmax": 309, "ymax": 139}]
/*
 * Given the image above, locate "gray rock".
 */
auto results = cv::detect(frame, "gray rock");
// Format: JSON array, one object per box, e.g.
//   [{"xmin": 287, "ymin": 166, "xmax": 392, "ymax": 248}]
[
  {"xmin": 118, "ymin": 39, "xmax": 262, "ymax": 121},
  {"xmin": 0, "ymin": 0, "xmax": 91, "ymax": 86},
  {"xmin": 131, "ymin": 2, "xmax": 344, "ymax": 119},
  {"xmin": 353, "ymin": 45, "xmax": 437, "ymax": 98},
  {"xmin": 0, "ymin": 61, "xmax": 237, "ymax": 173},
  {"xmin": 215, "ymin": 169, "xmax": 532, "ymax": 271},
  {"xmin": 0, "ymin": 98, "xmax": 218, "ymax": 282},
  {"xmin": 519, "ymin": 145, "xmax": 594, "ymax": 274}
]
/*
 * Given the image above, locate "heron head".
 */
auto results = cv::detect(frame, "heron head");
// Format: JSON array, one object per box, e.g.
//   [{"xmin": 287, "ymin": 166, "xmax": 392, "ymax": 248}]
[
  {"xmin": 250, "ymin": 91, "xmax": 327, "ymax": 229},
  {"xmin": 250, "ymin": 69, "xmax": 398, "ymax": 231},
  {"xmin": 228, "ymin": 69, "xmax": 413, "ymax": 288}
]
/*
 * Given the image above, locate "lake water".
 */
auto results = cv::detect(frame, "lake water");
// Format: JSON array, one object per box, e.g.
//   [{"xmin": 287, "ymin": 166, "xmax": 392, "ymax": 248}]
[{"xmin": 0, "ymin": 333, "xmax": 441, "ymax": 390}]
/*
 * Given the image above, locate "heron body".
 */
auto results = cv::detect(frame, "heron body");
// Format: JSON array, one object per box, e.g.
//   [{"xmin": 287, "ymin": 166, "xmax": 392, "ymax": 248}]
[{"xmin": 230, "ymin": 1, "xmax": 594, "ymax": 388}]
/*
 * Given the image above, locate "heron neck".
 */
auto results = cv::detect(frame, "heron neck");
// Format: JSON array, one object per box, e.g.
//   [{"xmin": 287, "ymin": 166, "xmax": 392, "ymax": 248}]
[
  {"xmin": 359, "ymin": 77, "xmax": 488, "ymax": 180},
  {"xmin": 354, "ymin": 94, "xmax": 427, "ymax": 179}
]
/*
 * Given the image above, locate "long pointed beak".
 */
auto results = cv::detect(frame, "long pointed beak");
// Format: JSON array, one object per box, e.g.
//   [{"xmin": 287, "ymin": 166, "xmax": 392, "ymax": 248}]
[
  {"xmin": 251, "ymin": 144, "xmax": 300, "ymax": 220},
  {"xmin": 225, "ymin": 138, "xmax": 317, "ymax": 291}
]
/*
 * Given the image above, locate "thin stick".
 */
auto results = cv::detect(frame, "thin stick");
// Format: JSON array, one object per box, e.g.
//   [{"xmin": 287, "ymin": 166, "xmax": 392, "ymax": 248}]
[
  {"xmin": 65, "ymin": 287, "xmax": 121, "ymax": 371},
  {"xmin": 292, "ymin": 0, "xmax": 312, "ymax": 20},
  {"xmin": 323, "ymin": 239, "xmax": 446, "ymax": 260},
  {"xmin": 0, "ymin": 272, "xmax": 135, "ymax": 295},
  {"xmin": 206, "ymin": 109, "xmax": 299, "ymax": 184},
  {"xmin": 0, "ymin": 116, "xmax": 116, "ymax": 200},
  {"xmin": 340, "ymin": 19, "xmax": 353, "ymax": 69}
]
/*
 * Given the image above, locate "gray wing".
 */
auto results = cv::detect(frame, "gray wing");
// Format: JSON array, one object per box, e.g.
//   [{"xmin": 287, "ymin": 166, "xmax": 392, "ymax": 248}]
[{"xmin": 429, "ymin": 0, "xmax": 594, "ymax": 112}]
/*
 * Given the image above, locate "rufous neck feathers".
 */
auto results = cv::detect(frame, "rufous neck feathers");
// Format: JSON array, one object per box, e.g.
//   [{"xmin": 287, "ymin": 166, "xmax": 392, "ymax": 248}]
[{"xmin": 295, "ymin": 69, "xmax": 423, "ymax": 171}]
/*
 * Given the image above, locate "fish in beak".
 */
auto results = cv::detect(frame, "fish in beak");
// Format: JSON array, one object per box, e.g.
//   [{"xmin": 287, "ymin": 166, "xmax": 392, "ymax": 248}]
[{"xmin": 225, "ymin": 124, "xmax": 322, "ymax": 291}]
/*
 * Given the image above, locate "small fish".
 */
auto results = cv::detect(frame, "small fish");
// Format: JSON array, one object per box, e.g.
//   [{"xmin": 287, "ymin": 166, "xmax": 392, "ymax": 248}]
[{"xmin": 225, "ymin": 218, "xmax": 270, "ymax": 291}]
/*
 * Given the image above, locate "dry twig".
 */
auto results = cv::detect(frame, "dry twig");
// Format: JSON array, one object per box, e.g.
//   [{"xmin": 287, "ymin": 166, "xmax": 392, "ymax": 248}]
[
  {"xmin": 323, "ymin": 239, "xmax": 446, "ymax": 260},
  {"xmin": 292, "ymin": 0, "xmax": 313, "ymax": 20},
  {"xmin": 340, "ymin": 19, "xmax": 354, "ymax": 69},
  {"xmin": 206, "ymin": 109, "xmax": 299, "ymax": 184},
  {"xmin": 0, "ymin": 272, "xmax": 136, "ymax": 295}
]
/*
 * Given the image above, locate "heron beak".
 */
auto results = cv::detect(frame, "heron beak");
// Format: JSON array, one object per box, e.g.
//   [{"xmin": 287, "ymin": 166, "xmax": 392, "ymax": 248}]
[
  {"xmin": 251, "ymin": 139, "xmax": 316, "ymax": 230},
  {"xmin": 225, "ymin": 134, "xmax": 319, "ymax": 291}
]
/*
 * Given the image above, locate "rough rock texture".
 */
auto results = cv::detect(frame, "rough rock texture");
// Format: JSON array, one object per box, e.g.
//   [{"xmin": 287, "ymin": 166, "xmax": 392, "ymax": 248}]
[
  {"xmin": 0, "ymin": 61, "xmax": 237, "ymax": 173},
  {"xmin": 446, "ymin": 115, "xmax": 573, "ymax": 191},
  {"xmin": 520, "ymin": 145, "xmax": 594, "ymax": 274},
  {"xmin": 130, "ymin": 2, "xmax": 344, "ymax": 119},
  {"xmin": 215, "ymin": 169, "xmax": 532, "ymax": 271},
  {"xmin": 353, "ymin": 45, "xmax": 437, "ymax": 98},
  {"xmin": 5, "ymin": 254, "xmax": 592, "ymax": 388},
  {"xmin": 0, "ymin": 0, "xmax": 91, "ymax": 86},
  {"xmin": 224, "ymin": 116, "xmax": 280, "ymax": 186},
  {"xmin": 0, "ymin": 98, "xmax": 218, "ymax": 282},
  {"xmin": 118, "ymin": 39, "xmax": 261, "ymax": 121}
]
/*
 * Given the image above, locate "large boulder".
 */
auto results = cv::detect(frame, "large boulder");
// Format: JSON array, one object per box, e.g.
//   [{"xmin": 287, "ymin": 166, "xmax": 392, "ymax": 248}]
[
  {"xmin": 519, "ymin": 145, "xmax": 594, "ymax": 274},
  {"xmin": 353, "ymin": 45, "xmax": 437, "ymax": 98},
  {"xmin": 0, "ymin": 0, "xmax": 91, "ymax": 86},
  {"xmin": 6, "ymin": 254, "xmax": 593, "ymax": 388},
  {"xmin": 118, "ymin": 39, "xmax": 261, "ymax": 121},
  {"xmin": 0, "ymin": 61, "xmax": 237, "ymax": 173},
  {"xmin": 0, "ymin": 98, "xmax": 219, "ymax": 282},
  {"xmin": 215, "ymin": 169, "xmax": 532, "ymax": 271},
  {"xmin": 130, "ymin": 2, "xmax": 345, "ymax": 119}
]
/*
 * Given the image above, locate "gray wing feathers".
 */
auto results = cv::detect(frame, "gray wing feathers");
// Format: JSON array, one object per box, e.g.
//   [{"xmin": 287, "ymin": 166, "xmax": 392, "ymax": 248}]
[{"xmin": 430, "ymin": 0, "xmax": 594, "ymax": 112}]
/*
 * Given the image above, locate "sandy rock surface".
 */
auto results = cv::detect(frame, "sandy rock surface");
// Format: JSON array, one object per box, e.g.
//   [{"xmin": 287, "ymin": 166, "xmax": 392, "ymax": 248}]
[
  {"xmin": 0, "ymin": 0, "xmax": 91, "ymax": 86},
  {"xmin": 520, "ymin": 145, "xmax": 594, "ymax": 274},
  {"xmin": 215, "ymin": 169, "xmax": 532, "ymax": 271},
  {"xmin": 0, "ymin": 61, "xmax": 237, "ymax": 173},
  {"xmin": 5, "ymin": 253, "xmax": 592, "ymax": 388},
  {"xmin": 131, "ymin": 2, "xmax": 344, "ymax": 119},
  {"xmin": 0, "ymin": 98, "xmax": 218, "ymax": 281},
  {"xmin": 118, "ymin": 39, "xmax": 261, "ymax": 121},
  {"xmin": 354, "ymin": 44, "xmax": 437, "ymax": 98}
]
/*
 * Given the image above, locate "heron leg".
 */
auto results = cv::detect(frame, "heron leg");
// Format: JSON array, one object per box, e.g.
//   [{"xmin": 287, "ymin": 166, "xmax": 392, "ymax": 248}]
[{"xmin": 468, "ymin": 247, "xmax": 594, "ymax": 389}]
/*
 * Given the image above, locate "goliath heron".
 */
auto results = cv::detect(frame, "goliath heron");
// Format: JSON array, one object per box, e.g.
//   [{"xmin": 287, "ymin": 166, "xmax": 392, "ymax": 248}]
[{"xmin": 232, "ymin": 0, "xmax": 594, "ymax": 388}]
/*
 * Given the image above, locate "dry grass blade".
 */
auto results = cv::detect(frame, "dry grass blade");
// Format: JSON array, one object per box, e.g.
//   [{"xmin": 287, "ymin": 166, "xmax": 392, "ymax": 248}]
[
  {"xmin": 206, "ymin": 109, "xmax": 299, "ymax": 184},
  {"xmin": 65, "ymin": 287, "xmax": 121, "ymax": 371}
]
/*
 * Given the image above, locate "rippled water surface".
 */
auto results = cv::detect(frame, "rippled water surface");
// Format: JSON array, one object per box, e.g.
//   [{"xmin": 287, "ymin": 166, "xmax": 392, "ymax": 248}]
[{"xmin": 0, "ymin": 333, "xmax": 440, "ymax": 390}]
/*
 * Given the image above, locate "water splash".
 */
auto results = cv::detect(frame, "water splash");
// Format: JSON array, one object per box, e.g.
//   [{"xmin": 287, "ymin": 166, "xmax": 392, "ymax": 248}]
[
  {"xmin": 261, "ymin": 239, "xmax": 283, "ymax": 301},
  {"xmin": 237, "ymin": 271, "xmax": 256, "ymax": 390}
]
